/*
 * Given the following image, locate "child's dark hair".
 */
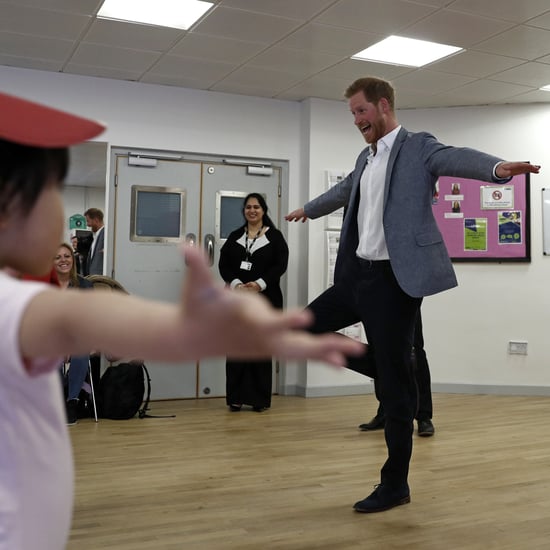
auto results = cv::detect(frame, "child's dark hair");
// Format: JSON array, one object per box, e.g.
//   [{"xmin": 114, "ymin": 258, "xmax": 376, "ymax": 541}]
[
  {"xmin": 0, "ymin": 139, "xmax": 68, "ymax": 216},
  {"xmin": 242, "ymin": 192, "xmax": 276, "ymax": 228}
]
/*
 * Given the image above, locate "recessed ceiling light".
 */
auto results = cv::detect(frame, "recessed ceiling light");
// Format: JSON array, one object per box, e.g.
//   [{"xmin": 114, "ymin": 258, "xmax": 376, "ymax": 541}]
[
  {"xmin": 352, "ymin": 35, "xmax": 462, "ymax": 68},
  {"xmin": 540, "ymin": 84, "xmax": 550, "ymax": 92},
  {"xmin": 97, "ymin": 0, "xmax": 213, "ymax": 30}
]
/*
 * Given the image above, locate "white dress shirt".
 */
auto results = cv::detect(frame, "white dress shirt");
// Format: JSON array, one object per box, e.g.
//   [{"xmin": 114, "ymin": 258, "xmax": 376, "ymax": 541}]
[{"xmin": 356, "ymin": 126, "xmax": 401, "ymax": 261}]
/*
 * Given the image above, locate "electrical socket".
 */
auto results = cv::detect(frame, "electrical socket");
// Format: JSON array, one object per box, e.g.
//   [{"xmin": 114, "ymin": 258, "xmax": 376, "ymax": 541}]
[{"xmin": 508, "ymin": 341, "xmax": 528, "ymax": 355}]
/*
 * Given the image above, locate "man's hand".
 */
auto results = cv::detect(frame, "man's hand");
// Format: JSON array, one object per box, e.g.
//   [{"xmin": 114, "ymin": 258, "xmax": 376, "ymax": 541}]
[
  {"xmin": 496, "ymin": 161, "xmax": 540, "ymax": 179},
  {"xmin": 285, "ymin": 207, "xmax": 308, "ymax": 223}
]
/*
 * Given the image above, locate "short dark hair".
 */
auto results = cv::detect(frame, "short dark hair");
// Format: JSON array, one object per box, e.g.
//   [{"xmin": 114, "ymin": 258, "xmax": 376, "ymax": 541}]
[
  {"xmin": 0, "ymin": 139, "xmax": 68, "ymax": 217},
  {"xmin": 345, "ymin": 77, "xmax": 395, "ymax": 111},
  {"xmin": 84, "ymin": 207, "xmax": 104, "ymax": 222}
]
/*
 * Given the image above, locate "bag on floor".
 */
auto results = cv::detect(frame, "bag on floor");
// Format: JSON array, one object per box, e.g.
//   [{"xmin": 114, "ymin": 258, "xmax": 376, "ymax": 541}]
[{"xmin": 98, "ymin": 362, "xmax": 151, "ymax": 420}]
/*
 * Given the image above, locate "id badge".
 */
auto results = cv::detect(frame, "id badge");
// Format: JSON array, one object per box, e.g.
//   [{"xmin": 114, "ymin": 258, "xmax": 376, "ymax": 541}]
[{"xmin": 240, "ymin": 260, "xmax": 252, "ymax": 271}]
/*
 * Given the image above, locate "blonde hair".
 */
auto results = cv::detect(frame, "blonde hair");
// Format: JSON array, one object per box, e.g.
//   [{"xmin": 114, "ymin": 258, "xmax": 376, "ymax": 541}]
[{"xmin": 57, "ymin": 242, "xmax": 79, "ymax": 287}]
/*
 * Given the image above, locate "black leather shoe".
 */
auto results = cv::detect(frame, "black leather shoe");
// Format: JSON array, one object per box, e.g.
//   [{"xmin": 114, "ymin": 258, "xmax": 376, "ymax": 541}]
[
  {"xmin": 417, "ymin": 419, "xmax": 435, "ymax": 437},
  {"xmin": 353, "ymin": 484, "xmax": 410, "ymax": 513},
  {"xmin": 358, "ymin": 415, "xmax": 385, "ymax": 431}
]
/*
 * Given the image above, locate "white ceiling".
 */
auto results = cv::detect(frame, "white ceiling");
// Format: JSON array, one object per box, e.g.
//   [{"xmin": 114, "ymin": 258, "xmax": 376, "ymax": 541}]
[{"xmin": 2, "ymin": 0, "xmax": 550, "ymax": 109}]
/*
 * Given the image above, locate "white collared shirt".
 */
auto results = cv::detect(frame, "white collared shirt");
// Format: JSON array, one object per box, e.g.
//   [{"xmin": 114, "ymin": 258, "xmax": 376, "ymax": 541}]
[{"xmin": 356, "ymin": 126, "xmax": 401, "ymax": 261}]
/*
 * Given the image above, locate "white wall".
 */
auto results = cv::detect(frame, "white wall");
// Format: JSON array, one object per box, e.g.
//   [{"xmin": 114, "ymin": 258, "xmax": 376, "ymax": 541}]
[{"xmin": 4, "ymin": 65, "xmax": 549, "ymax": 396}]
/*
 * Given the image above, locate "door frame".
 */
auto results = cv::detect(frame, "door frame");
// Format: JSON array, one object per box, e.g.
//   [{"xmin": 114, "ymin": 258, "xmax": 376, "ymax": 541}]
[{"xmin": 106, "ymin": 146, "xmax": 290, "ymax": 397}]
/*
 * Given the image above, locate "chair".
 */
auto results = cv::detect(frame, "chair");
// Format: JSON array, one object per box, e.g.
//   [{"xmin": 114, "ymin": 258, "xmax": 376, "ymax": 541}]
[
  {"xmin": 61, "ymin": 357, "xmax": 99, "ymax": 422},
  {"xmin": 84, "ymin": 274, "xmax": 129, "ymax": 294}
]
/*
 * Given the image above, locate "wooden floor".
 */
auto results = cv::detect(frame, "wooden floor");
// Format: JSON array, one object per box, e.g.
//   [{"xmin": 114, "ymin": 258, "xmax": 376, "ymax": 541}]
[{"xmin": 67, "ymin": 393, "xmax": 550, "ymax": 549}]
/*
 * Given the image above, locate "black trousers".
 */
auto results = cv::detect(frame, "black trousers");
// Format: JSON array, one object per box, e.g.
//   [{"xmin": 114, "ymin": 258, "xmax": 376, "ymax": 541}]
[
  {"xmin": 375, "ymin": 311, "xmax": 433, "ymax": 421},
  {"xmin": 307, "ymin": 258, "xmax": 421, "ymax": 489}
]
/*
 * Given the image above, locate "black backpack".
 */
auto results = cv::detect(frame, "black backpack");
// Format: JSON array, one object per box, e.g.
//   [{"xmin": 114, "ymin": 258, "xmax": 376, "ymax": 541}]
[{"xmin": 98, "ymin": 362, "xmax": 151, "ymax": 420}]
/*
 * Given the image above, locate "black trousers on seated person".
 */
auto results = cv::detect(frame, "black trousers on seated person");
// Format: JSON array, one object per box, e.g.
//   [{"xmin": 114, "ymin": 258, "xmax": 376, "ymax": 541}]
[
  {"xmin": 307, "ymin": 259, "xmax": 421, "ymax": 489},
  {"xmin": 374, "ymin": 310, "xmax": 433, "ymax": 421}
]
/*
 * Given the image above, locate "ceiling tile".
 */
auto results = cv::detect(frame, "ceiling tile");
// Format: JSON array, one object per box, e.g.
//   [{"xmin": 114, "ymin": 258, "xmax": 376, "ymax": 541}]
[
  {"xmin": 474, "ymin": 25, "xmax": 550, "ymax": 60},
  {"xmin": 525, "ymin": 11, "xmax": 550, "ymax": 30},
  {"xmin": 276, "ymin": 75, "xmax": 349, "ymax": 101},
  {"xmin": 83, "ymin": 19, "xmax": 184, "ymax": 51},
  {"xmin": 277, "ymin": 23, "xmax": 383, "ymax": 57},
  {"xmin": 428, "ymin": 50, "xmax": 524, "ymax": 77},
  {"xmin": 64, "ymin": 62, "xmax": 143, "ymax": 81},
  {"xmin": 0, "ymin": 52, "xmax": 63, "ymax": 71},
  {"xmin": 0, "ymin": 31, "xmax": 74, "ymax": 60},
  {"xmin": 170, "ymin": 33, "xmax": 266, "ymax": 64},
  {"xmin": 216, "ymin": 65, "xmax": 304, "ymax": 91},
  {"xmin": 210, "ymin": 81, "xmax": 282, "ymax": 99},
  {"xmin": 402, "ymin": 9, "xmax": 515, "ymax": 47},
  {"xmin": 319, "ymin": 58, "xmax": 414, "ymax": 82},
  {"xmin": 489, "ymin": 62, "xmax": 550, "ymax": 88},
  {"xmin": 0, "ymin": 0, "xmax": 103, "ymax": 15},
  {"xmin": 493, "ymin": 89, "xmax": 550, "ymax": 104},
  {"xmin": 140, "ymin": 72, "xmax": 219, "ymax": 89},
  {"xmin": 247, "ymin": 47, "xmax": 344, "ymax": 76},
  {"xmin": 392, "ymin": 68, "xmax": 475, "ymax": 94},
  {"xmin": 431, "ymin": 79, "xmax": 534, "ymax": 106},
  {"xmin": 146, "ymin": 55, "xmax": 236, "ymax": 81},
  {"xmin": 449, "ymin": 0, "xmax": 550, "ymax": 22},
  {"xmin": 316, "ymin": 0, "xmax": 438, "ymax": 34},
  {"xmin": 1, "ymin": 0, "xmax": 550, "ymax": 108},
  {"xmin": 71, "ymin": 43, "xmax": 161, "ymax": 71},
  {"xmin": 218, "ymin": 0, "xmax": 336, "ymax": 20},
  {"xmin": 0, "ymin": 4, "xmax": 91, "ymax": 39},
  {"xmin": 192, "ymin": 6, "xmax": 301, "ymax": 43}
]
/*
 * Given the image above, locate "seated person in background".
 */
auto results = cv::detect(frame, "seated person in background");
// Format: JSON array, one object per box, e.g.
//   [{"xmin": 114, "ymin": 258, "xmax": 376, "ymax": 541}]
[{"xmin": 53, "ymin": 242, "xmax": 94, "ymax": 425}]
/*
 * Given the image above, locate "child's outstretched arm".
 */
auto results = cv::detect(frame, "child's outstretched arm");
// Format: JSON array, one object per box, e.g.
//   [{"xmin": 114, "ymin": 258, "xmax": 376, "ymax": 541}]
[{"xmin": 19, "ymin": 246, "xmax": 363, "ymax": 370}]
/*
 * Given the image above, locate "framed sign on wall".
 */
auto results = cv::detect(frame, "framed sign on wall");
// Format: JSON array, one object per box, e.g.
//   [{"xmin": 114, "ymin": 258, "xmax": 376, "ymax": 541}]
[{"xmin": 432, "ymin": 174, "xmax": 530, "ymax": 262}]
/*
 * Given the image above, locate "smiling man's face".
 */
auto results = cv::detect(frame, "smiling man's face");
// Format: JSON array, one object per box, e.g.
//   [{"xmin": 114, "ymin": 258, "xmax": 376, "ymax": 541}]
[{"xmin": 348, "ymin": 90, "xmax": 391, "ymax": 146}]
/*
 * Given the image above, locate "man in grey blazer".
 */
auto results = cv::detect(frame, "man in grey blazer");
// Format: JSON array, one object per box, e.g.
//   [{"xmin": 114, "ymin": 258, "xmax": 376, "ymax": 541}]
[
  {"xmin": 286, "ymin": 76, "xmax": 540, "ymax": 514},
  {"xmin": 84, "ymin": 207, "xmax": 105, "ymax": 276}
]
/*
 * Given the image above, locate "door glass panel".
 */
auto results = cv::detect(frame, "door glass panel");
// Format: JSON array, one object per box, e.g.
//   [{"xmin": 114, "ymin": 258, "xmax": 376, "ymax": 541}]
[
  {"xmin": 217, "ymin": 191, "xmax": 249, "ymax": 240},
  {"xmin": 130, "ymin": 185, "xmax": 186, "ymax": 242}
]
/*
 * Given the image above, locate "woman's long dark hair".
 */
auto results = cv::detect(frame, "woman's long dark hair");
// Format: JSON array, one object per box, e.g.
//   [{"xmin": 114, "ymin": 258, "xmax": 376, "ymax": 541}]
[{"xmin": 242, "ymin": 192, "xmax": 276, "ymax": 228}]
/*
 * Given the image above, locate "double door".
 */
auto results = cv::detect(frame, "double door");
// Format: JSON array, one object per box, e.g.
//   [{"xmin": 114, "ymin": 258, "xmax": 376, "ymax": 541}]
[{"xmin": 109, "ymin": 148, "xmax": 284, "ymax": 399}]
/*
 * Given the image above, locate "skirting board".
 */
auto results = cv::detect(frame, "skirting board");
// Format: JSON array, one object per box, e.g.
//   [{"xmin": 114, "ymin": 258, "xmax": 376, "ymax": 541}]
[{"xmin": 281, "ymin": 383, "xmax": 550, "ymax": 398}]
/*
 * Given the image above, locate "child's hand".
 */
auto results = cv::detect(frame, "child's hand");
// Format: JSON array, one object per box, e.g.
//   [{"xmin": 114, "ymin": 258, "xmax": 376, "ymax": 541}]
[{"xmin": 180, "ymin": 245, "xmax": 363, "ymax": 366}]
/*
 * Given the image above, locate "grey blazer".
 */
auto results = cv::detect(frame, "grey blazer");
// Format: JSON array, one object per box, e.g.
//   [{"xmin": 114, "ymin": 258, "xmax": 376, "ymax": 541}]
[
  {"xmin": 305, "ymin": 127, "xmax": 510, "ymax": 298},
  {"xmin": 87, "ymin": 226, "xmax": 105, "ymax": 276}
]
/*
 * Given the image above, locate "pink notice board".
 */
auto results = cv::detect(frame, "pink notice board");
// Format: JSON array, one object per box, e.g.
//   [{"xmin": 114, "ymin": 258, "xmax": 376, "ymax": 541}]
[{"xmin": 432, "ymin": 174, "xmax": 530, "ymax": 262}]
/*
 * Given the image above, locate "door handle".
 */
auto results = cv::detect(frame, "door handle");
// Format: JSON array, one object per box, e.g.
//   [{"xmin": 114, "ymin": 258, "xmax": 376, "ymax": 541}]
[
  {"xmin": 204, "ymin": 234, "xmax": 215, "ymax": 266},
  {"xmin": 185, "ymin": 233, "xmax": 196, "ymax": 247}
]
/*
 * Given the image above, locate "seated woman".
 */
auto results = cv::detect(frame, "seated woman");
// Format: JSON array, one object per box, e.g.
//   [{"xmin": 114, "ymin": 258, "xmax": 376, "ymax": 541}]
[{"xmin": 54, "ymin": 242, "xmax": 94, "ymax": 425}]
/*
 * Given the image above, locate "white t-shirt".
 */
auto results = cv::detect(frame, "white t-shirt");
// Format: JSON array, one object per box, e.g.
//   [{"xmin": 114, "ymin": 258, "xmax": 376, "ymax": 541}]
[{"xmin": 0, "ymin": 272, "xmax": 73, "ymax": 550}]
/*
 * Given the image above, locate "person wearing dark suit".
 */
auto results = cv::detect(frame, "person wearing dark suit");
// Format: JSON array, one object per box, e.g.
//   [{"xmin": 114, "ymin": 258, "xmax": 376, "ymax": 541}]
[
  {"xmin": 84, "ymin": 207, "xmax": 104, "ymax": 276},
  {"xmin": 359, "ymin": 309, "xmax": 434, "ymax": 436},
  {"xmin": 219, "ymin": 193, "xmax": 289, "ymax": 412},
  {"xmin": 285, "ymin": 76, "xmax": 539, "ymax": 514}
]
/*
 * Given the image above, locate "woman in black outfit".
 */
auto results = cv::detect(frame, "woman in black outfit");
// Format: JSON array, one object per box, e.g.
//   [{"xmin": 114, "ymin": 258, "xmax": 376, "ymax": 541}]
[{"xmin": 218, "ymin": 193, "xmax": 289, "ymax": 412}]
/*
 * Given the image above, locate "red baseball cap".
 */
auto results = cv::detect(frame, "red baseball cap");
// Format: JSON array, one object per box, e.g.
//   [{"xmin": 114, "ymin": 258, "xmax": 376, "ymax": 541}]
[{"xmin": 0, "ymin": 91, "xmax": 105, "ymax": 147}]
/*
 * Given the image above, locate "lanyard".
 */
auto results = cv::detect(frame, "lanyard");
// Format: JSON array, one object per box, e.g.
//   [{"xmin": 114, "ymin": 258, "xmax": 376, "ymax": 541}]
[{"xmin": 245, "ymin": 225, "xmax": 263, "ymax": 260}]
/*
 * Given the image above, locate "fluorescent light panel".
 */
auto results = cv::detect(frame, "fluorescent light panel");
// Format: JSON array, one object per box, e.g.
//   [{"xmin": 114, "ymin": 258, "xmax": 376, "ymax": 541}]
[
  {"xmin": 97, "ymin": 0, "xmax": 213, "ymax": 30},
  {"xmin": 540, "ymin": 84, "xmax": 550, "ymax": 91},
  {"xmin": 352, "ymin": 35, "xmax": 462, "ymax": 68}
]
